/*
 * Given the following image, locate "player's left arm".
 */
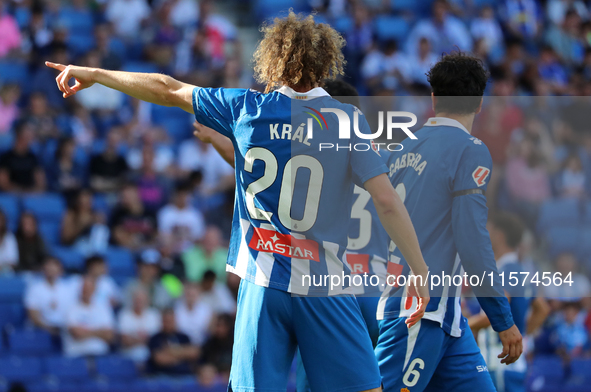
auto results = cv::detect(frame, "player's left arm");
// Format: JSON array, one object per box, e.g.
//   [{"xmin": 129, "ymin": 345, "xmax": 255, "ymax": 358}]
[
  {"xmin": 193, "ymin": 121, "xmax": 236, "ymax": 168},
  {"xmin": 46, "ymin": 62, "xmax": 195, "ymax": 113}
]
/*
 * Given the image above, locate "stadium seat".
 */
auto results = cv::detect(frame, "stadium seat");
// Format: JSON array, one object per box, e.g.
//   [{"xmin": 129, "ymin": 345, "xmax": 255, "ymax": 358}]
[
  {"xmin": 8, "ymin": 329, "xmax": 54, "ymax": 356},
  {"xmin": 333, "ymin": 16, "xmax": 353, "ymax": 34},
  {"xmin": 0, "ymin": 303, "xmax": 25, "ymax": 328},
  {"xmin": 545, "ymin": 226, "xmax": 581, "ymax": 257},
  {"xmin": 0, "ymin": 276, "xmax": 26, "ymax": 303},
  {"xmin": 67, "ymin": 34, "xmax": 96, "ymax": 57},
  {"xmin": 27, "ymin": 380, "xmax": 80, "ymax": 392},
  {"xmin": 157, "ymin": 117, "xmax": 193, "ymax": 143},
  {"xmin": 59, "ymin": 7, "xmax": 94, "ymax": 36},
  {"xmin": 50, "ymin": 246, "xmax": 85, "ymax": 271},
  {"xmin": 122, "ymin": 62, "xmax": 158, "ymax": 74},
  {"xmin": 0, "ymin": 61, "xmax": 29, "ymax": 85},
  {"xmin": 529, "ymin": 355, "xmax": 564, "ymax": 386},
  {"xmin": 374, "ymin": 16, "xmax": 410, "ymax": 43},
  {"xmin": 0, "ymin": 356, "xmax": 43, "ymax": 383},
  {"xmin": 43, "ymin": 356, "xmax": 90, "ymax": 382},
  {"xmin": 39, "ymin": 221, "xmax": 62, "ymax": 246},
  {"xmin": 103, "ymin": 247, "xmax": 135, "ymax": 276},
  {"xmin": 537, "ymin": 198, "xmax": 581, "ymax": 234},
  {"xmin": 0, "ymin": 193, "xmax": 20, "ymax": 231},
  {"xmin": 92, "ymin": 193, "xmax": 111, "ymax": 219},
  {"xmin": 94, "ymin": 355, "xmax": 137, "ymax": 380},
  {"xmin": 253, "ymin": 0, "xmax": 310, "ymax": 22},
  {"xmin": 22, "ymin": 194, "xmax": 66, "ymax": 224}
]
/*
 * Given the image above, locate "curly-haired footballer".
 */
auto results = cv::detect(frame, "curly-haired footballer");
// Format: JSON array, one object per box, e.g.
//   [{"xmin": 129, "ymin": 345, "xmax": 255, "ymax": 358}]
[{"xmin": 45, "ymin": 12, "xmax": 430, "ymax": 392}]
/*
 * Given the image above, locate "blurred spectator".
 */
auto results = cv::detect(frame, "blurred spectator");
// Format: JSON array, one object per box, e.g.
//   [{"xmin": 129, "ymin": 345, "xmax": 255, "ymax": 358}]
[
  {"xmin": 63, "ymin": 276, "xmax": 115, "ymax": 357},
  {"xmin": 69, "ymin": 104, "xmax": 96, "ymax": 150},
  {"xmin": 61, "ymin": 189, "xmax": 109, "ymax": 255},
  {"xmin": 126, "ymin": 130, "xmax": 174, "ymax": 175},
  {"xmin": 0, "ymin": 84, "xmax": 20, "ymax": 134},
  {"xmin": 70, "ymin": 255, "xmax": 121, "ymax": 308},
  {"xmin": 408, "ymin": 38, "xmax": 439, "ymax": 89},
  {"xmin": 168, "ymin": 0, "xmax": 199, "ymax": 29},
  {"xmin": 26, "ymin": 92, "xmax": 59, "ymax": 141},
  {"xmin": 0, "ymin": 209, "xmax": 18, "ymax": 272},
  {"xmin": 182, "ymin": 226, "xmax": 227, "ymax": 283},
  {"xmin": 109, "ymin": 183, "xmax": 157, "ymax": 249},
  {"xmin": 158, "ymin": 237, "xmax": 185, "ymax": 279},
  {"xmin": 546, "ymin": 253, "xmax": 591, "ymax": 309},
  {"xmin": 538, "ymin": 46, "xmax": 569, "ymax": 95},
  {"xmin": 130, "ymin": 144, "xmax": 171, "ymax": 213},
  {"xmin": 552, "ymin": 301, "xmax": 590, "ymax": 359},
  {"xmin": 89, "ymin": 128, "xmax": 129, "ymax": 194},
  {"xmin": 47, "ymin": 137, "xmax": 86, "ymax": 193},
  {"xmin": 94, "ymin": 23, "xmax": 123, "ymax": 70},
  {"xmin": 24, "ymin": 256, "xmax": 71, "ymax": 335},
  {"xmin": 470, "ymin": 6, "xmax": 504, "ymax": 55},
  {"xmin": 200, "ymin": 313, "xmax": 234, "ymax": 379},
  {"xmin": 175, "ymin": 282, "xmax": 213, "ymax": 346},
  {"xmin": 546, "ymin": 0, "xmax": 589, "ymax": 26},
  {"xmin": 158, "ymin": 182, "xmax": 205, "ymax": 253},
  {"xmin": 105, "ymin": 0, "xmax": 150, "ymax": 40},
  {"xmin": 342, "ymin": 3, "xmax": 374, "ymax": 86},
  {"xmin": 0, "ymin": 0, "xmax": 22, "ymax": 58},
  {"xmin": 123, "ymin": 248, "xmax": 173, "ymax": 309},
  {"xmin": 76, "ymin": 51, "xmax": 125, "ymax": 112},
  {"xmin": 555, "ymin": 153, "xmax": 586, "ymax": 198},
  {"xmin": 405, "ymin": 0, "xmax": 472, "ymax": 58},
  {"xmin": 29, "ymin": 43, "xmax": 70, "ymax": 111},
  {"xmin": 0, "ymin": 122, "xmax": 46, "ymax": 193},
  {"xmin": 118, "ymin": 287, "xmax": 161, "ymax": 364},
  {"xmin": 199, "ymin": 270, "xmax": 236, "ymax": 315},
  {"xmin": 361, "ymin": 40, "xmax": 410, "ymax": 95},
  {"xmin": 147, "ymin": 308, "xmax": 199, "ymax": 375},
  {"xmin": 546, "ymin": 9, "xmax": 584, "ymax": 65},
  {"xmin": 15, "ymin": 212, "xmax": 47, "ymax": 271},
  {"xmin": 499, "ymin": 0, "xmax": 542, "ymax": 42}
]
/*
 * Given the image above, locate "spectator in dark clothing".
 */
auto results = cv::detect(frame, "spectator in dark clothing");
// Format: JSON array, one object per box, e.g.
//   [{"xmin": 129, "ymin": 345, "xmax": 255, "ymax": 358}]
[
  {"xmin": 15, "ymin": 212, "xmax": 47, "ymax": 271},
  {"xmin": 200, "ymin": 313, "xmax": 234, "ymax": 378},
  {"xmin": 148, "ymin": 308, "xmax": 199, "ymax": 375},
  {"xmin": 47, "ymin": 136, "xmax": 86, "ymax": 194},
  {"xmin": 89, "ymin": 128, "xmax": 128, "ymax": 193},
  {"xmin": 0, "ymin": 122, "xmax": 45, "ymax": 192},
  {"xmin": 109, "ymin": 183, "xmax": 157, "ymax": 250}
]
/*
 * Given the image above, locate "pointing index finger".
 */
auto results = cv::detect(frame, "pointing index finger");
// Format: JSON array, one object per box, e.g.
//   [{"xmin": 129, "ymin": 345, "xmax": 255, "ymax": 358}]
[{"xmin": 45, "ymin": 61, "xmax": 66, "ymax": 71}]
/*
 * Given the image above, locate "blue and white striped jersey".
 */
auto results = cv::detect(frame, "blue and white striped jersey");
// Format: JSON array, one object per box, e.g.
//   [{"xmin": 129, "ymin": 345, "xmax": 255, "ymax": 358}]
[
  {"xmin": 192, "ymin": 86, "xmax": 388, "ymax": 295},
  {"xmin": 378, "ymin": 117, "xmax": 514, "ymax": 337}
]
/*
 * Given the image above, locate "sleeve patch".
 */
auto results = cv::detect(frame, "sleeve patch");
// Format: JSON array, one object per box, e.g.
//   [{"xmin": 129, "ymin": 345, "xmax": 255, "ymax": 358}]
[{"xmin": 472, "ymin": 166, "xmax": 490, "ymax": 187}]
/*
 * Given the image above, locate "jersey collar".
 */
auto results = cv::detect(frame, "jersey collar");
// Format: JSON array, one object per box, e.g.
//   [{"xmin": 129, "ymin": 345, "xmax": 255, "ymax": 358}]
[
  {"xmin": 424, "ymin": 117, "xmax": 470, "ymax": 135},
  {"xmin": 496, "ymin": 251, "xmax": 519, "ymax": 270},
  {"xmin": 276, "ymin": 86, "xmax": 330, "ymax": 100}
]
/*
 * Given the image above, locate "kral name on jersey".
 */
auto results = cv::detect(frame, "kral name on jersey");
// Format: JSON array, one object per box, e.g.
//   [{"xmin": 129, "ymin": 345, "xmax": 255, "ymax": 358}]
[
  {"xmin": 269, "ymin": 123, "xmax": 311, "ymax": 146},
  {"xmin": 389, "ymin": 152, "xmax": 428, "ymax": 176}
]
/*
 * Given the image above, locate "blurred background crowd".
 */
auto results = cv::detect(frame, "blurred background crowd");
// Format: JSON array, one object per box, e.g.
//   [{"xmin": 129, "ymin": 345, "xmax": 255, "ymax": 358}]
[{"xmin": 1, "ymin": 0, "xmax": 591, "ymax": 391}]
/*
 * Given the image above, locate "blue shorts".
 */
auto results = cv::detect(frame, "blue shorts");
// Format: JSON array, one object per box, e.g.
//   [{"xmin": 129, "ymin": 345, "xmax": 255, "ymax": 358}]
[
  {"xmin": 489, "ymin": 369, "xmax": 526, "ymax": 392},
  {"xmin": 229, "ymin": 279, "xmax": 381, "ymax": 392},
  {"xmin": 375, "ymin": 318, "xmax": 496, "ymax": 392},
  {"xmin": 295, "ymin": 296, "xmax": 381, "ymax": 392}
]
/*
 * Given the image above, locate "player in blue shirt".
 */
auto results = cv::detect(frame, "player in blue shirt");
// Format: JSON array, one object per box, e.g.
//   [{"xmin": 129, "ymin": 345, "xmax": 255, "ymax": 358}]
[
  {"xmin": 376, "ymin": 52, "xmax": 524, "ymax": 392},
  {"xmin": 46, "ymin": 13, "xmax": 430, "ymax": 392},
  {"xmin": 469, "ymin": 212, "xmax": 550, "ymax": 392}
]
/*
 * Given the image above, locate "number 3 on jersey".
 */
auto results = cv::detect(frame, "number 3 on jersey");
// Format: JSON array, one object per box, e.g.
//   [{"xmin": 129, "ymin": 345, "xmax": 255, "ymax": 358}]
[{"xmin": 244, "ymin": 147, "xmax": 323, "ymax": 232}]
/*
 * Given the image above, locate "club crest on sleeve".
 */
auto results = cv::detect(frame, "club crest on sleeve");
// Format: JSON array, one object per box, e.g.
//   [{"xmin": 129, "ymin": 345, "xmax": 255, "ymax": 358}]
[
  {"xmin": 371, "ymin": 140, "xmax": 381, "ymax": 156},
  {"xmin": 472, "ymin": 166, "xmax": 490, "ymax": 187}
]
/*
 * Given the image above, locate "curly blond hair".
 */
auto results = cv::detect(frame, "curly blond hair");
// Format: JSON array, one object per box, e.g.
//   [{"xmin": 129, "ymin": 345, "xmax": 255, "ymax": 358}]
[{"xmin": 253, "ymin": 12, "xmax": 346, "ymax": 93}]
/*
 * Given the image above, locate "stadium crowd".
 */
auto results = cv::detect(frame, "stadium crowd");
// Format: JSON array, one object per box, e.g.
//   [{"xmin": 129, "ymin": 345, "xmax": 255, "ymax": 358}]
[{"xmin": 1, "ymin": 0, "xmax": 591, "ymax": 391}]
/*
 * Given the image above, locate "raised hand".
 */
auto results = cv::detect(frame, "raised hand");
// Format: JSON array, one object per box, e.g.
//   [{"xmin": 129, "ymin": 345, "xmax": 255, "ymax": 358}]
[{"xmin": 45, "ymin": 62, "xmax": 95, "ymax": 98}]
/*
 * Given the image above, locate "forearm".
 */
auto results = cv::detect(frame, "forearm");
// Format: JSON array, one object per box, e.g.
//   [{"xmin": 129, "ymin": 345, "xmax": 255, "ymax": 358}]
[
  {"xmin": 211, "ymin": 133, "xmax": 235, "ymax": 167},
  {"xmin": 468, "ymin": 311, "xmax": 491, "ymax": 332},
  {"xmin": 92, "ymin": 69, "xmax": 194, "ymax": 112},
  {"xmin": 526, "ymin": 297, "xmax": 550, "ymax": 335}
]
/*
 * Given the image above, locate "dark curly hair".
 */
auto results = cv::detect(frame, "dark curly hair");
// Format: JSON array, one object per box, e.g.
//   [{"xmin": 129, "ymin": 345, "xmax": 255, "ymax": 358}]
[
  {"xmin": 426, "ymin": 52, "xmax": 489, "ymax": 115},
  {"xmin": 253, "ymin": 11, "xmax": 346, "ymax": 93}
]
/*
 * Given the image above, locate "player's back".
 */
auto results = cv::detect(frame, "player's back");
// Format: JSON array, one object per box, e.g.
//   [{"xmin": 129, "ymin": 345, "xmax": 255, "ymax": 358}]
[
  {"xmin": 194, "ymin": 86, "xmax": 387, "ymax": 296},
  {"xmin": 381, "ymin": 117, "xmax": 493, "ymax": 336}
]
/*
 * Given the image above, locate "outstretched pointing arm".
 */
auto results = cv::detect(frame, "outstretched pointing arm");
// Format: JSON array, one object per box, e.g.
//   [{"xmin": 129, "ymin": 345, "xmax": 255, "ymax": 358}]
[{"xmin": 45, "ymin": 62, "xmax": 195, "ymax": 113}]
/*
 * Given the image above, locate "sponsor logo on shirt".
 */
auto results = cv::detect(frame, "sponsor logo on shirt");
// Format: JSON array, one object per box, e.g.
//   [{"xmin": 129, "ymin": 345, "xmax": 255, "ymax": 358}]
[
  {"xmin": 472, "ymin": 166, "xmax": 490, "ymax": 187},
  {"xmin": 248, "ymin": 227, "xmax": 320, "ymax": 261}
]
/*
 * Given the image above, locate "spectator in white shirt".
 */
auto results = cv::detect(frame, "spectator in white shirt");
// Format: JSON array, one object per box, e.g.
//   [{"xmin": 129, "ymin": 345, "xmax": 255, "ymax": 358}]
[
  {"xmin": 118, "ymin": 287, "xmax": 161, "ymax": 364},
  {"xmin": 70, "ymin": 255, "xmax": 121, "ymax": 308},
  {"xmin": 105, "ymin": 0, "xmax": 150, "ymax": 40},
  {"xmin": 158, "ymin": 182, "xmax": 205, "ymax": 253},
  {"xmin": 0, "ymin": 209, "xmax": 18, "ymax": 272},
  {"xmin": 199, "ymin": 270, "xmax": 236, "ymax": 315},
  {"xmin": 175, "ymin": 282, "xmax": 213, "ymax": 346},
  {"xmin": 123, "ymin": 249, "xmax": 173, "ymax": 310},
  {"xmin": 408, "ymin": 38, "xmax": 439, "ymax": 88},
  {"xmin": 64, "ymin": 277, "xmax": 115, "ymax": 357},
  {"xmin": 361, "ymin": 39, "xmax": 411, "ymax": 94},
  {"xmin": 470, "ymin": 6, "xmax": 504, "ymax": 55},
  {"xmin": 24, "ymin": 256, "xmax": 72, "ymax": 335}
]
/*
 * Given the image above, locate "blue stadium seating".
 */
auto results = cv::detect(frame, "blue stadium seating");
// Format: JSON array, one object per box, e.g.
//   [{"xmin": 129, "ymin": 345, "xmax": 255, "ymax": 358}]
[
  {"xmin": 537, "ymin": 198, "xmax": 581, "ymax": 234},
  {"xmin": 0, "ymin": 62, "xmax": 29, "ymax": 85},
  {"xmin": 22, "ymin": 194, "xmax": 66, "ymax": 224},
  {"xmin": 50, "ymin": 246, "xmax": 85, "ymax": 271},
  {"xmin": 67, "ymin": 34, "xmax": 96, "ymax": 57},
  {"xmin": 94, "ymin": 355, "xmax": 137, "ymax": 380},
  {"xmin": 27, "ymin": 380, "xmax": 80, "ymax": 392},
  {"xmin": 545, "ymin": 226, "xmax": 580, "ymax": 257},
  {"xmin": 0, "ymin": 356, "xmax": 43, "ymax": 383},
  {"xmin": 333, "ymin": 16, "xmax": 353, "ymax": 35},
  {"xmin": 252, "ymin": 0, "xmax": 310, "ymax": 22},
  {"xmin": 122, "ymin": 62, "xmax": 158, "ymax": 74},
  {"xmin": 0, "ymin": 193, "xmax": 20, "ymax": 231},
  {"xmin": 92, "ymin": 194, "xmax": 111, "ymax": 219},
  {"xmin": 59, "ymin": 7, "xmax": 95, "ymax": 36},
  {"xmin": 39, "ymin": 221, "xmax": 62, "ymax": 247},
  {"xmin": 0, "ymin": 276, "xmax": 26, "ymax": 303},
  {"xmin": 0, "ymin": 303, "xmax": 25, "ymax": 328},
  {"xmin": 43, "ymin": 356, "xmax": 90, "ymax": 382},
  {"xmin": 374, "ymin": 16, "xmax": 410, "ymax": 43},
  {"xmin": 8, "ymin": 329, "xmax": 54, "ymax": 356},
  {"xmin": 528, "ymin": 355, "xmax": 564, "ymax": 386},
  {"xmin": 84, "ymin": 379, "xmax": 132, "ymax": 392},
  {"xmin": 103, "ymin": 247, "xmax": 135, "ymax": 276}
]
